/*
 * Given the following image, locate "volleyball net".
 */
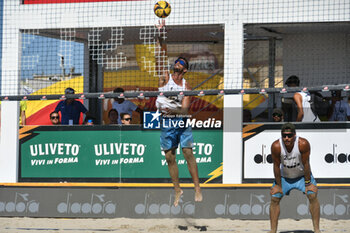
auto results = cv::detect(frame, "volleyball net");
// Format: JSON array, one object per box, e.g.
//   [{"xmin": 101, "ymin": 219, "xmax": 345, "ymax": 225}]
[
  {"xmin": 10, "ymin": 22, "xmax": 350, "ymax": 99},
  {"xmin": 17, "ymin": 24, "xmax": 226, "ymax": 98},
  {"xmin": 0, "ymin": 1, "xmax": 349, "ymax": 124}
]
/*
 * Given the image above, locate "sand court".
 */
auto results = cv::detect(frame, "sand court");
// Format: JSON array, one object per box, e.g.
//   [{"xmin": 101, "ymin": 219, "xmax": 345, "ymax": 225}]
[{"xmin": 1, "ymin": 218, "xmax": 350, "ymax": 233}]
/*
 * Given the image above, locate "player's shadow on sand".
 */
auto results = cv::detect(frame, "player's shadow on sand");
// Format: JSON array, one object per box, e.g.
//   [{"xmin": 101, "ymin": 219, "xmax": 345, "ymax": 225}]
[
  {"xmin": 280, "ymin": 231, "xmax": 314, "ymax": 233},
  {"xmin": 178, "ymin": 225, "xmax": 207, "ymax": 231}
]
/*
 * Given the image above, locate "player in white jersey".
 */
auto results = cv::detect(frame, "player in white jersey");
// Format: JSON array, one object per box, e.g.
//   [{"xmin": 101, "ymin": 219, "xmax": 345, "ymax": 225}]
[
  {"xmin": 269, "ymin": 123, "xmax": 320, "ymax": 233},
  {"xmin": 285, "ymin": 75, "xmax": 320, "ymax": 122},
  {"xmin": 295, "ymin": 91, "xmax": 320, "ymax": 122},
  {"xmin": 155, "ymin": 20, "xmax": 202, "ymax": 207}
]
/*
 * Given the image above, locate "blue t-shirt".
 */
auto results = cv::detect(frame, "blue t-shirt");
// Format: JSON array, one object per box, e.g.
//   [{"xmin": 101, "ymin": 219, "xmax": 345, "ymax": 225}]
[
  {"xmin": 55, "ymin": 100, "xmax": 88, "ymax": 125},
  {"xmin": 329, "ymin": 100, "xmax": 350, "ymax": 121},
  {"xmin": 112, "ymin": 100, "xmax": 138, "ymax": 124}
]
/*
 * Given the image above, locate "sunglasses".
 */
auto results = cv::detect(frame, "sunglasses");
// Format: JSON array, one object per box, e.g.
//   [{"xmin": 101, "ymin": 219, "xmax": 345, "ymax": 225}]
[
  {"xmin": 123, "ymin": 118, "xmax": 132, "ymax": 121},
  {"xmin": 51, "ymin": 116, "xmax": 59, "ymax": 119},
  {"xmin": 282, "ymin": 133, "xmax": 294, "ymax": 138},
  {"xmin": 174, "ymin": 59, "xmax": 187, "ymax": 67},
  {"xmin": 273, "ymin": 113, "xmax": 282, "ymax": 117}
]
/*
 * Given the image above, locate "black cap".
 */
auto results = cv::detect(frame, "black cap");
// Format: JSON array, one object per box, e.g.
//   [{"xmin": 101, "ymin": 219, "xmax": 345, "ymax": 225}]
[
  {"xmin": 281, "ymin": 123, "xmax": 296, "ymax": 134},
  {"xmin": 65, "ymin": 87, "xmax": 75, "ymax": 95}
]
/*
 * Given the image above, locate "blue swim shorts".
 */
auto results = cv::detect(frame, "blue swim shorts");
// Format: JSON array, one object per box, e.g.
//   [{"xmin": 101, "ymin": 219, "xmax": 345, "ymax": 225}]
[
  {"xmin": 272, "ymin": 174, "xmax": 317, "ymax": 198},
  {"xmin": 160, "ymin": 117, "xmax": 193, "ymax": 151}
]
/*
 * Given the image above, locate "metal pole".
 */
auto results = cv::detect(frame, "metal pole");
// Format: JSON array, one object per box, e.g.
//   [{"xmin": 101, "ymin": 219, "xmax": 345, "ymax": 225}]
[{"xmin": 268, "ymin": 38, "xmax": 276, "ymax": 121}]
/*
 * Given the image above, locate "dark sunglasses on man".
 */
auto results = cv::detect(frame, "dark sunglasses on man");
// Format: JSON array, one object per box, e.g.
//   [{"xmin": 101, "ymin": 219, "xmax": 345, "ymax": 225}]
[
  {"xmin": 51, "ymin": 116, "xmax": 59, "ymax": 120},
  {"xmin": 123, "ymin": 118, "xmax": 132, "ymax": 121},
  {"xmin": 273, "ymin": 113, "xmax": 282, "ymax": 117},
  {"xmin": 282, "ymin": 133, "xmax": 294, "ymax": 138}
]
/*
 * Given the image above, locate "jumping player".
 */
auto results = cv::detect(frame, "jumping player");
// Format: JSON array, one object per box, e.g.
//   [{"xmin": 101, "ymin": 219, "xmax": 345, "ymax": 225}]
[
  {"xmin": 269, "ymin": 123, "xmax": 320, "ymax": 233},
  {"xmin": 155, "ymin": 20, "xmax": 202, "ymax": 206}
]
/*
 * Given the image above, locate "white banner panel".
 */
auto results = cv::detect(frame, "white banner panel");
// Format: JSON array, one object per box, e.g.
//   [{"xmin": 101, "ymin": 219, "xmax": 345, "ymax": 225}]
[{"xmin": 243, "ymin": 123, "xmax": 350, "ymax": 181}]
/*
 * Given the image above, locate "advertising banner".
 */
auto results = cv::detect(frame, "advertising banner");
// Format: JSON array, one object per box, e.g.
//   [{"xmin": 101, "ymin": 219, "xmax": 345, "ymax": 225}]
[
  {"xmin": 1, "ymin": 186, "xmax": 350, "ymax": 219},
  {"xmin": 19, "ymin": 126, "xmax": 222, "ymax": 182},
  {"xmin": 243, "ymin": 123, "xmax": 350, "ymax": 182}
]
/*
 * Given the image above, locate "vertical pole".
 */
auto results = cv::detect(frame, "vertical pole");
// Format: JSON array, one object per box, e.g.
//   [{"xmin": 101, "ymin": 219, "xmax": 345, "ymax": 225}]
[
  {"xmin": 268, "ymin": 37, "xmax": 276, "ymax": 121},
  {"xmin": 223, "ymin": 21, "xmax": 243, "ymax": 184},
  {"xmin": 0, "ymin": 1, "xmax": 19, "ymax": 182},
  {"xmin": 86, "ymin": 43, "xmax": 102, "ymax": 124}
]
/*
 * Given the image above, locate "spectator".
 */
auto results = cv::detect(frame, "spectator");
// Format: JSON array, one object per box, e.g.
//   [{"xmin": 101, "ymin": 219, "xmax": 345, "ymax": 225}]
[
  {"xmin": 20, "ymin": 101, "xmax": 27, "ymax": 126},
  {"xmin": 112, "ymin": 87, "xmax": 143, "ymax": 124},
  {"xmin": 83, "ymin": 116, "xmax": 96, "ymax": 125},
  {"xmin": 54, "ymin": 87, "xmax": 90, "ymax": 125},
  {"xmin": 120, "ymin": 113, "xmax": 132, "ymax": 125},
  {"xmin": 108, "ymin": 109, "xmax": 118, "ymax": 124},
  {"xmin": 285, "ymin": 75, "xmax": 320, "ymax": 122},
  {"xmin": 49, "ymin": 111, "xmax": 60, "ymax": 125},
  {"xmin": 328, "ymin": 90, "xmax": 350, "ymax": 121},
  {"xmin": 272, "ymin": 108, "xmax": 284, "ymax": 122}
]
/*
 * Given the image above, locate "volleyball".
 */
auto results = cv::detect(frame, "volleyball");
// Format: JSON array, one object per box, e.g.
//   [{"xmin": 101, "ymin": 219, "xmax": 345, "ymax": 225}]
[{"xmin": 154, "ymin": 1, "xmax": 171, "ymax": 18}]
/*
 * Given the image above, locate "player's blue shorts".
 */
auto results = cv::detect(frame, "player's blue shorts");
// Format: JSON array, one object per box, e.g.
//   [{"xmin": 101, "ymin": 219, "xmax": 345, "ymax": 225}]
[
  {"xmin": 160, "ymin": 117, "xmax": 193, "ymax": 151},
  {"xmin": 272, "ymin": 174, "xmax": 317, "ymax": 198}
]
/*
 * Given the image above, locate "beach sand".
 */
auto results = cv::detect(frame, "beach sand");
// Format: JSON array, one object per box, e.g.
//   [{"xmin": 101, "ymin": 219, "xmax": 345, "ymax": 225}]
[{"xmin": 0, "ymin": 217, "xmax": 349, "ymax": 232}]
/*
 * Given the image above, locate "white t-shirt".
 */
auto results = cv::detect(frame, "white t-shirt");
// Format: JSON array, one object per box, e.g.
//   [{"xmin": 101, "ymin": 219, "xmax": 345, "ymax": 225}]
[
  {"xmin": 298, "ymin": 92, "xmax": 320, "ymax": 122},
  {"xmin": 112, "ymin": 100, "xmax": 137, "ymax": 124},
  {"xmin": 156, "ymin": 74, "xmax": 187, "ymax": 113},
  {"xmin": 279, "ymin": 136, "xmax": 305, "ymax": 179}
]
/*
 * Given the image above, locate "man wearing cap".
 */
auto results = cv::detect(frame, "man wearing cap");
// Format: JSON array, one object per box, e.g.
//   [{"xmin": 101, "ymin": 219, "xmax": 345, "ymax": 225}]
[
  {"xmin": 272, "ymin": 108, "xmax": 284, "ymax": 122},
  {"xmin": 54, "ymin": 87, "xmax": 89, "ymax": 125},
  {"xmin": 269, "ymin": 123, "xmax": 320, "ymax": 233}
]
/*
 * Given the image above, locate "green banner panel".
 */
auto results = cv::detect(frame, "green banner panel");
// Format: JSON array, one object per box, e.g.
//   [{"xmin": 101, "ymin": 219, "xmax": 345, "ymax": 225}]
[{"xmin": 20, "ymin": 126, "xmax": 222, "ymax": 181}]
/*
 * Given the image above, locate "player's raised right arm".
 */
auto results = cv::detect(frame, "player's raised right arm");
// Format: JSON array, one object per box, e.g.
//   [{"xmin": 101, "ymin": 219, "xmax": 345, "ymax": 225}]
[{"xmin": 155, "ymin": 19, "xmax": 169, "ymax": 87}]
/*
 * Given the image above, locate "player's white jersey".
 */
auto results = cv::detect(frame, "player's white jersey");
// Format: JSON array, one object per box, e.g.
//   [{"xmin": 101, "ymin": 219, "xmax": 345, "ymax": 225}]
[
  {"xmin": 156, "ymin": 74, "xmax": 187, "ymax": 112},
  {"xmin": 298, "ymin": 92, "xmax": 320, "ymax": 122},
  {"xmin": 279, "ymin": 136, "xmax": 305, "ymax": 179}
]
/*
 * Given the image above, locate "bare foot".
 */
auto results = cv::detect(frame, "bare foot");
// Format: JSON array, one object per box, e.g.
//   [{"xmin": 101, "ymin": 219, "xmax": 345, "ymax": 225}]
[
  {"xmin": 174, "ymin": 189, "xmax": 183, "ymax": 207},
  {"xmin": 195, "ymin": 189, "xmax": 203, "ymax": 202}
]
